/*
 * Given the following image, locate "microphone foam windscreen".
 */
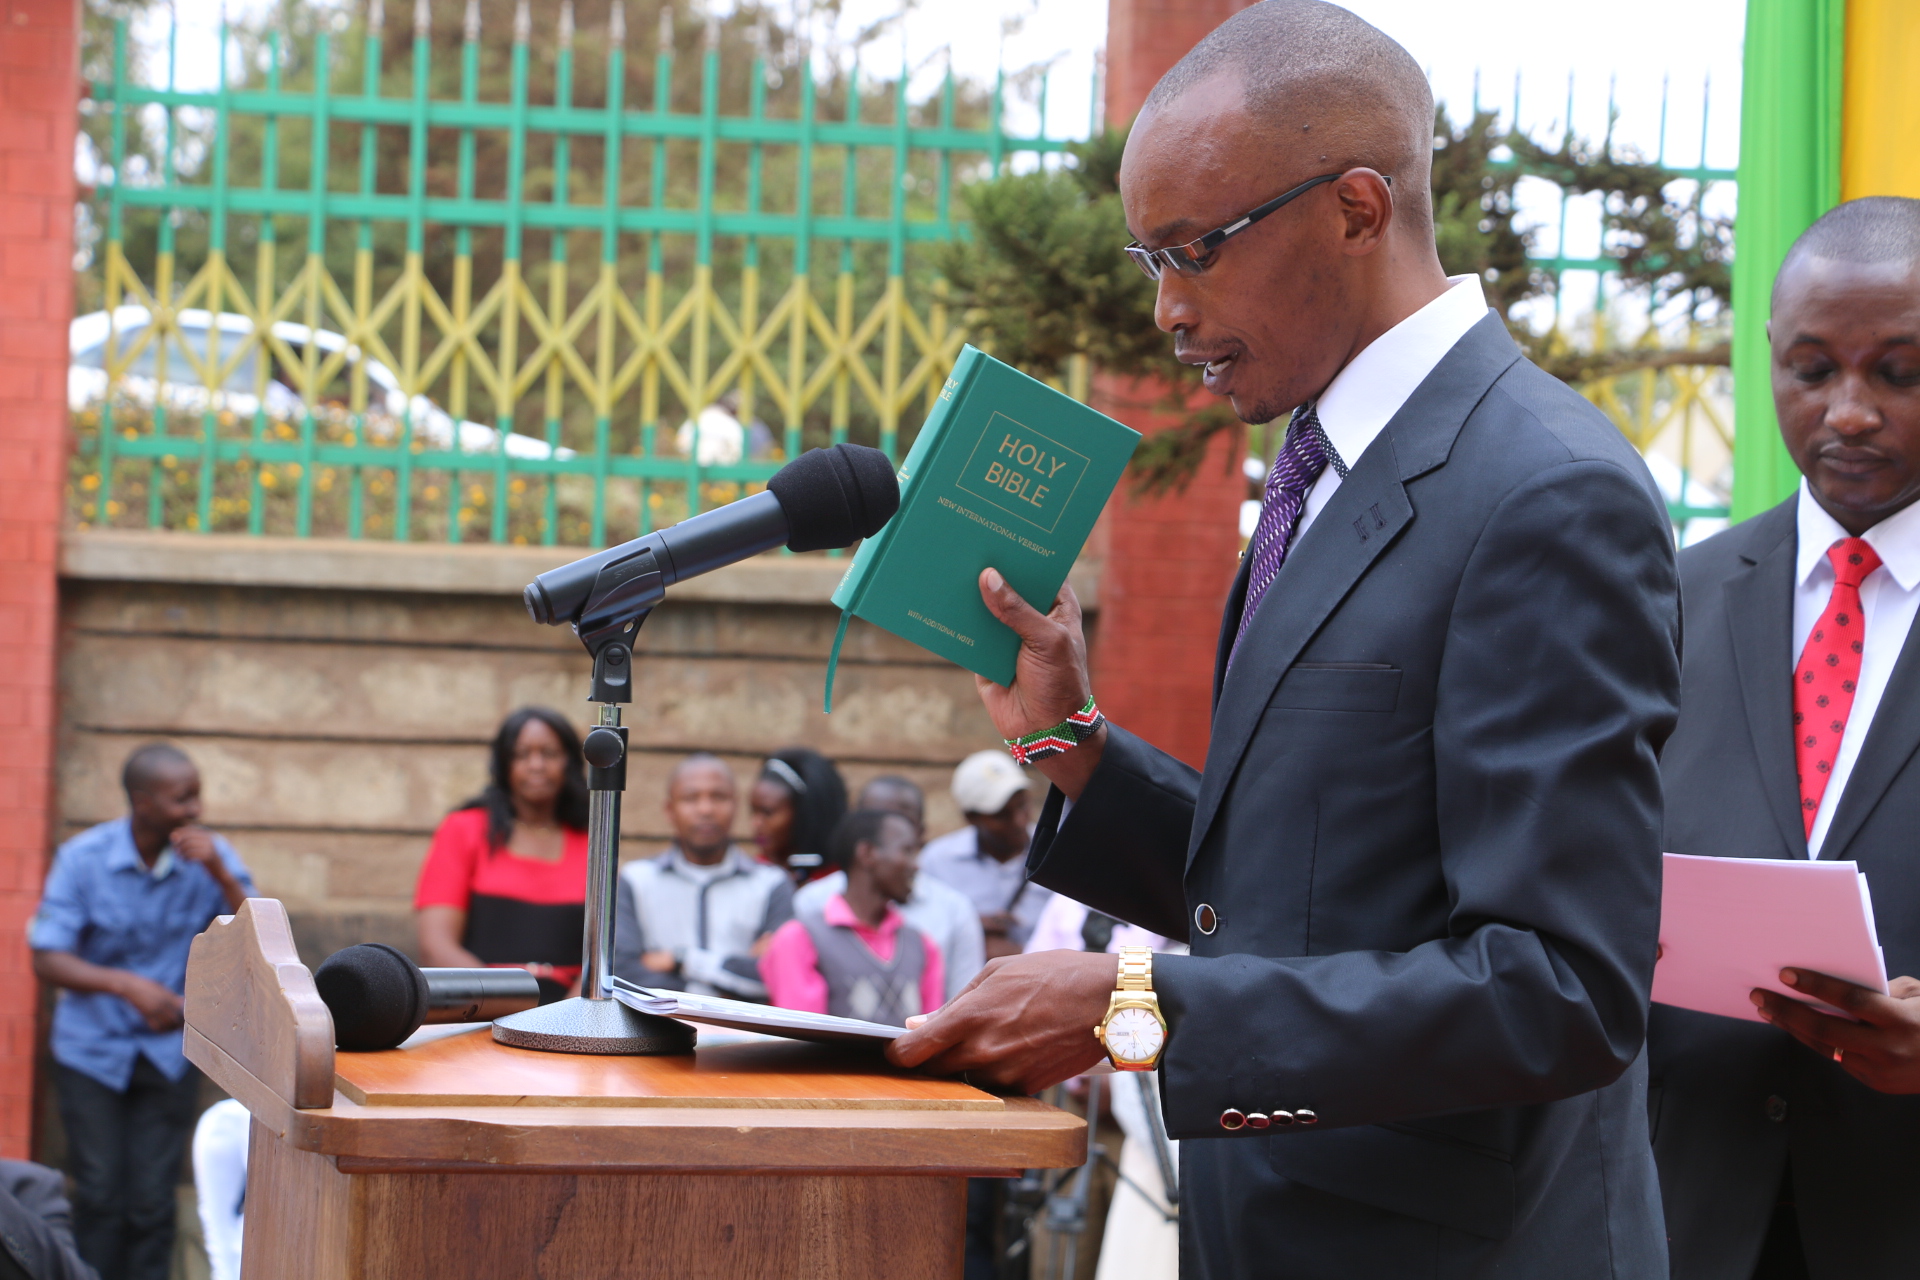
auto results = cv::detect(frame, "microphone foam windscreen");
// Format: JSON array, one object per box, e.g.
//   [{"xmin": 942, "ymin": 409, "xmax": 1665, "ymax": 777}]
[
  {"xmin": 313, "ymin": 943, "xmax": 431, "ymax": 1052},
  {"xmin": 767, "ymin": 443, "xmax": 900, "ymax": 553}
]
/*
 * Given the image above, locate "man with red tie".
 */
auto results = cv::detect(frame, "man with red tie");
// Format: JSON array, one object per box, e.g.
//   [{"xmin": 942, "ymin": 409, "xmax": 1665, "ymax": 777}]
[{"xmin": 1651, "ymin": 195, "xmax": 1920, "ymax": 1280}]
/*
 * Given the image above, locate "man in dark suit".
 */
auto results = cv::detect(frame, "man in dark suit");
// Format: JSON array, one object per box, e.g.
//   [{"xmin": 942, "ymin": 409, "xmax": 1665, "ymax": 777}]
[
  {"xmin": 889, "ymin": 4, "xmax": 1681, "ymax": 1277},
  {"xmin": 1650, "ymin": 197, "xmax": 1920, "ymax": 1280}
]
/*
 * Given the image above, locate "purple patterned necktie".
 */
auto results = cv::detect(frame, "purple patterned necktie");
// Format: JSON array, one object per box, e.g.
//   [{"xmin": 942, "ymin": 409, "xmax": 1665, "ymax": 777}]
[{"xmin": 1229, "ymin": 404, "xmax": 1341, "ymax": 668}]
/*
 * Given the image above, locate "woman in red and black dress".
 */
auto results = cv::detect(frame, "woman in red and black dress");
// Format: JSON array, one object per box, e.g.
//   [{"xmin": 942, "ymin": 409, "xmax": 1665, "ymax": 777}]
[{"xmin": 414, "ymin": 707, "xmax": 589, "ymax": 1003}]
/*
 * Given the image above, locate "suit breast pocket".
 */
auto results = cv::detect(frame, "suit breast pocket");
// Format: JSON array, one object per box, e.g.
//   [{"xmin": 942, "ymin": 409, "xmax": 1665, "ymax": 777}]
[{"xmin": 1270, "ymin": 663, "xmax": 1402, "ymax": 713}]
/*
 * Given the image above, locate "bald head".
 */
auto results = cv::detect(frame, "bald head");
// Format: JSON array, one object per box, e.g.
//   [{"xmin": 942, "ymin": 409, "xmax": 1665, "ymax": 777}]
[
  {"xmin": 1141, "ymin": 0, "xmax": 1435, "ymax": 239},
  {"xmin": 1777, "ymin": 197, "xmax": 1920, "ymax": 307},
  {"xmin": 123, "ymin": 742, "xmax": 194, "ymax": 797}
]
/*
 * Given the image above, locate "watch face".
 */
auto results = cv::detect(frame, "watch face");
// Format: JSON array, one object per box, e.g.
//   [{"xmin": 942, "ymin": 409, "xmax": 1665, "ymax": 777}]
[{"xmin": 1104, "ymin": 1006, "xmax": 1165, "ymax": 1064}]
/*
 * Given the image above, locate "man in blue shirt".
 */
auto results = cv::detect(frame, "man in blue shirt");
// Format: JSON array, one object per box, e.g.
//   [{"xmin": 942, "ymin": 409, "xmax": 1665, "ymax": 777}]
[{"xmin": 29, "ymin": 744, "xmax": 252, "ymax": 1280}]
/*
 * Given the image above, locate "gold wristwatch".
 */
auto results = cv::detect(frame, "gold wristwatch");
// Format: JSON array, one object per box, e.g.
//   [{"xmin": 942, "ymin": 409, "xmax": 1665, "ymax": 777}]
[{"xmin": 1095, "ymin": 945, "xmax": 1167, "ymax": 1071}]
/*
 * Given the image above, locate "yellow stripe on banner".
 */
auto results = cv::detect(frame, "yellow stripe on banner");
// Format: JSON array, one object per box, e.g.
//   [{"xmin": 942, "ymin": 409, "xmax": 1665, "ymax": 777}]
[{"xmin": 1843, "ymin": 0, "xmax": 1920, "ymax": 200}]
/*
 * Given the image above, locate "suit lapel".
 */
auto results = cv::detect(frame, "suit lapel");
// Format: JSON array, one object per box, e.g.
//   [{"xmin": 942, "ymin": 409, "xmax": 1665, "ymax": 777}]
[
  {"xmin": 1213, "ymin": 558, "xmax": 1251, "ymax": 711},
  {"xmin": 1818, "ymin": 588, "xmax": 1920, "ymax": 861},
  {"xmin": 1185, "ymin": 313, "xmax": 1522, "ymax": 864},
  {"xmin": 1721, "ymin": 505, "xmax": 1807, "ymax": 858}
]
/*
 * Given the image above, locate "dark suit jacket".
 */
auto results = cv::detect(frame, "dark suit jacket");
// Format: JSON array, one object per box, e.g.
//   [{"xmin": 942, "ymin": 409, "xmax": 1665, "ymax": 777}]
[
  {"xmin": 0, "ymin": 1160, "xmax": 96, "ymax": 1280},
  {"xmin": 1028, "ymin": 314, "xmax": 1682, "ymax": 1279},
  {"xmin": 1650, "ymin": 498, "xmax": 1920, "ymax": 1280}
]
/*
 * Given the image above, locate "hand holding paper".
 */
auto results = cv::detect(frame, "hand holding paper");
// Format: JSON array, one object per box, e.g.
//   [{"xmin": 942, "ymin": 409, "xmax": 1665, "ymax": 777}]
[
  {"xmin": 1652, "ymin": 852, "xmax": 1920, "ymax": 1095},
  {"xmin": 1752, "ymin": 970, "xmax": 1920, "ymax": 1095},
  {"xmin": 1651, "ymin": 853, "xmax": 1887, "ymax": 1021}
]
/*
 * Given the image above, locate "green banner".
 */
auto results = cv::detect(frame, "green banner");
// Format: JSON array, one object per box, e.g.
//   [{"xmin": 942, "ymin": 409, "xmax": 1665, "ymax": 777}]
[{"xmin": 1731, "ymin": 0, "xmax": 1845, "ymax": 521}]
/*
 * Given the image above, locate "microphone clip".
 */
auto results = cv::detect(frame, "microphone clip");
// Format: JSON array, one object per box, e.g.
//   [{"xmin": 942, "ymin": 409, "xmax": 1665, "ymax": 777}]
[{"xmin": 576, "ymin": 545, "xmax": 663, "ymax": 705}]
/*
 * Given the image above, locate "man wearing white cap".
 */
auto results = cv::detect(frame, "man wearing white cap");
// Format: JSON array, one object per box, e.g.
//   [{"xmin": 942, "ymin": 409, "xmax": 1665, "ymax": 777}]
[{"xmin": 919, "ymin": 750, "xmax": 1051, "ymax": 959}]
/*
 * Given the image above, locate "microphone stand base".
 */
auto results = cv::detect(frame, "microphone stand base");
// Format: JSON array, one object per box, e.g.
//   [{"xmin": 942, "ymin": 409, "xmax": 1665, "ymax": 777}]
[{"xmin": 491, "ymin": 996, "xmax": 695, "ymax": 1055}]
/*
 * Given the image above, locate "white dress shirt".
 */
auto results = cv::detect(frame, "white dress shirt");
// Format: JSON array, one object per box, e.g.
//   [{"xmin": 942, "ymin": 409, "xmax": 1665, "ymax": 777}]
[
  {"xmin": 1293, "ymin": 274, "xmax": 1491, "ymax": 540},
  {"xmin": 1791, "ymin": 481, "xmax": 1920, "ymax": 857}
]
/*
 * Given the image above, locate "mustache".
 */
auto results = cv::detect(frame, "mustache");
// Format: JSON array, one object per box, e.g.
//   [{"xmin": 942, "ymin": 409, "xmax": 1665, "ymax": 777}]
[{"xmin": 1174, "ymin": 339, "xmax": 1244, "ymax": 365}]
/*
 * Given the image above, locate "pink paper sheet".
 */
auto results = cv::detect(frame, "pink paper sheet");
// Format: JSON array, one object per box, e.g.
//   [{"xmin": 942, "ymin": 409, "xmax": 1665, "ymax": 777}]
[{"xmin": 1651, "ymin": 853, "xmax": 1888, "ymax": 1022}]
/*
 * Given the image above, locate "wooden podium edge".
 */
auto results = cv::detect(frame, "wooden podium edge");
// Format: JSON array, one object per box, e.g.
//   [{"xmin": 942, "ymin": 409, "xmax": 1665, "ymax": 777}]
[{"xmin": 184, "ymin": 898, "xmax": 337, "ymax": 1109}]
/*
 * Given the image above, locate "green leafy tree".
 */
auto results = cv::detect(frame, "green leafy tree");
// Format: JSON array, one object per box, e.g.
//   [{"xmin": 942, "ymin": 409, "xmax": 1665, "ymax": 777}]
[{"xmin": 945, "ymin": 106, "xmax": 1734, "ymax": 493}]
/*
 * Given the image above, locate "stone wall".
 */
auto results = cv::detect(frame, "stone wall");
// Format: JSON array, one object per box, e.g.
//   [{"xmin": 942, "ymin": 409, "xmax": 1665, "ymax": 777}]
[{"xmin": 55, "ymin": 530, "xmax": 1099, "ymax": 967}]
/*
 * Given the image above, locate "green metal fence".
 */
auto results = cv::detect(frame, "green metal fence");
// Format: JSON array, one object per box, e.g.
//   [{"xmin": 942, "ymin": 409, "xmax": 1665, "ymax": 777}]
[
  {"xmin": 75, "ymin": 0, "xmax": 1081, "ymax": 546},
  {"xmin": 72, "ymin": 2, "xmax": 1738, "ymax": 546}
]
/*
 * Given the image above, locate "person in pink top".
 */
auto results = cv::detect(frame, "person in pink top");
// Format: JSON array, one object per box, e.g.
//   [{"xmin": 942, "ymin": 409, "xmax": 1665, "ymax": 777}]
[{"xmin": 760, "ymin": 810, "xmax": 944, "ymax": 1023}]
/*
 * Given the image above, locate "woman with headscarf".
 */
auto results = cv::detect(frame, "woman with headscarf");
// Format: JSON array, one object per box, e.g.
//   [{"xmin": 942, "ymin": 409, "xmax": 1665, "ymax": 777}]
[
  {"xmin": 414, "ymin": 707, "xmax": 590, "ymax": 1002},
  {"xmin": 750, "ymin": 746, "xmax": 848, "ymax": 885}
]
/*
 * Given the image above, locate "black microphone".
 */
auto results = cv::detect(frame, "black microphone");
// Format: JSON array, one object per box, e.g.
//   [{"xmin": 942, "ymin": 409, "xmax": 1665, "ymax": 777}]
[
  {"xmin": 313, "ymin": 944, "xmax": 543, "ymax": 1051},
  {"xmin": 522, "ymin": 442, "xmax": 900, "ymax": 630}
]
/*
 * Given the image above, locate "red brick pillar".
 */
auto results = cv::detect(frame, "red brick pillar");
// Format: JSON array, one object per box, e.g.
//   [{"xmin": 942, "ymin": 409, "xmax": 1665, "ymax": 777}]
[
  {"xmin": 1087, "ymin": 0, "xmax": 1255, "ymax": 768},
  {"xmin": 0, "ymin": 0, "xmax": 78, "ymax": 1158}
]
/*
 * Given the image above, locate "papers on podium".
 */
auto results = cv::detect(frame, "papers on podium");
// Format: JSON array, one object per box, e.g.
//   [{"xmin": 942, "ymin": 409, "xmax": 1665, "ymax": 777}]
[
  {"xmin": 1652, "ymin": 852, "xmax": 1889, "ymax": 1023},
  {"xmin": 611, "ymin": 978, "xmax": 905, "ymax": 1045}
]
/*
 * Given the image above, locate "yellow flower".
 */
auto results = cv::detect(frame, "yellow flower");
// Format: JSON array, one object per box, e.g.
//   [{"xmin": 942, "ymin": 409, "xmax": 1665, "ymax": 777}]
[
  {"xmin": 261, "ymin": 470, "xmax": 276, "ymax": 488},
  {"xmin": 287, "ymin": 463, "xmax": 302, "ymax": 479},
  {"xmin": 422, "ymin": 485, "xmax": 440, "ymax": 501},
  {"xmin": 509, "ymin": 478, "xmax": 526, "ymax": 495},
  {"xmin": 106, "ymin": 501, "xmax": 122, "ymax": 515},
  {"xmin": 81, "ymin": 474, "xmax": 99, "ymax": 491},
  {"xmin": 162, "ymin": 454, "xmax": 176, "ymax": 468},
  {"xmin": 468, "ymin": 484, "xmax": 486, "ymax": 505}
]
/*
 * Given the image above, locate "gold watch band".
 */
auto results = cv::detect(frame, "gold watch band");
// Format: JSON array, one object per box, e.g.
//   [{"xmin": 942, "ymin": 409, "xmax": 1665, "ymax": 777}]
[{"xmin": 1116, "ymin": 945, "xmax": 1153, "ymax": 992}]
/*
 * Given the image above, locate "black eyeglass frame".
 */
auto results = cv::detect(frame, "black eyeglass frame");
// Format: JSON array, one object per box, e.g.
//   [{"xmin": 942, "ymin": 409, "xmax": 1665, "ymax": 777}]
[{"xmin": 1124, "ymin": 170, "xmax": 1393, "ymax": 280}]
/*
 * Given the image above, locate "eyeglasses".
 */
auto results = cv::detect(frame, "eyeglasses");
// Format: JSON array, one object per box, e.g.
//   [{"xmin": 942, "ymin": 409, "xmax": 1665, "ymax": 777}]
[{"xmin": 1124, "ymin": 171, "xmax": 1391, "ymax": 280}]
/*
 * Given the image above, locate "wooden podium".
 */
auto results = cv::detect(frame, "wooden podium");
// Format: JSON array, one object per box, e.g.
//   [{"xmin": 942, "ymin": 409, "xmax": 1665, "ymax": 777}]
[{"xmin": 184, "ymin": 900, "xmax": 1083, "ymax": 1279}]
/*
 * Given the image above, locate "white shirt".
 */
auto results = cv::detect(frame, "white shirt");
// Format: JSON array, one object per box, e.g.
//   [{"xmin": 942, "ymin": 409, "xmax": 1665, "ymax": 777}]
[
  {"xmin": 1294, "ymin": 274, "xmax": 1491, "ymax": 540},
  {"xmin": 1791, "ymin": 481, "xmax": 1920, "ymax": 857}
]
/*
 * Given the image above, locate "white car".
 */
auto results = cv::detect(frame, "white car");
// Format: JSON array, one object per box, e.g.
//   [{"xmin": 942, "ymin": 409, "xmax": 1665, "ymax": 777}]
[{"xmin": 69, "ymin": 307, "xmax": 569, "ymax": 460}]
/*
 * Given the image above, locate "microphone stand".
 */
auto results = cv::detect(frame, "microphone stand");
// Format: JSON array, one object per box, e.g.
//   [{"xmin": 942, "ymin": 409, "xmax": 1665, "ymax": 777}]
[{"xmin": 493, "ymin": 547, "xmax": 696, "ymax": 1055}]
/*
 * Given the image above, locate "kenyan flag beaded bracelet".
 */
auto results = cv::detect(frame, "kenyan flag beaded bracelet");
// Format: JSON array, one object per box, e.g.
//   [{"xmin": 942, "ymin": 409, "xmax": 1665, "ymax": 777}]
[{"xmin": 1004, "ymin": 697, "xmax": 1107, "ymax": 765}]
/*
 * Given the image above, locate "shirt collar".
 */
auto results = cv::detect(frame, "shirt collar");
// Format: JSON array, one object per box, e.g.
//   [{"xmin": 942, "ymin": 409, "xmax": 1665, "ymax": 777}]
[
  {"xmin": 824, "ymin": 893, "xmax": 903, "ymax": 935},
  {"xmin": 663, "ymin": 844, "xmax": 752, "ymax": 877},
  {"xmin": 1795, "ymin": 479, "xmax": 1920, "ymax": 592},
  {"xmin": 104, "ymin": 819, "xmax": 174, "ymax": 880},
  {"xmin": 1312, "ymin": 274, "xmax": 1489, "ymax": 472}
]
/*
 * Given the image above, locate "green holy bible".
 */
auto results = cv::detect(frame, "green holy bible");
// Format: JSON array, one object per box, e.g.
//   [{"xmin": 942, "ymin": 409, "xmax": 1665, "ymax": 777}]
[{"xmin": 824, "ymin": 345, "xmax": 1141, "ymax": 708}]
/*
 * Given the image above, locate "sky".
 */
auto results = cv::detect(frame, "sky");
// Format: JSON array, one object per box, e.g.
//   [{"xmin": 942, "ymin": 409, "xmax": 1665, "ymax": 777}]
[{"xmin": 144, "ymin": 0, "xmax": 1751, "ymax": 327}]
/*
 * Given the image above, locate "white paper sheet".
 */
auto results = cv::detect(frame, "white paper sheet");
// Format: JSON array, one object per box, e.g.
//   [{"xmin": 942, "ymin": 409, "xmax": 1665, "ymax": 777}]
[
  {"xmin": 1651, "ymin": 852, "xmax": 1889, "ymax": 1022},
  {"xmin": 610, "ymin": 978, "xmax": 905, "ymax": 1045}
]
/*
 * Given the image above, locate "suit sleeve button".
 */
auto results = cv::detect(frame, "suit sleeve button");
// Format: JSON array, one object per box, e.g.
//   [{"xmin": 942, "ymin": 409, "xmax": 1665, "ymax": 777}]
[
  {"xmin": 1219, "ymin": 1108, "xmax": 1246, "ymax": 1130},
  {"xmin": 1245, "ymin": 1112, "xmax": 1270, "ymax": 1129},
  {"xmin": 1270, "ymin": 1110, "xmax": 1294, "ymax": 1126},
  {"xmin": 1294, "ymin": 1109, "xmax": 1318, "ymax": 1125}
]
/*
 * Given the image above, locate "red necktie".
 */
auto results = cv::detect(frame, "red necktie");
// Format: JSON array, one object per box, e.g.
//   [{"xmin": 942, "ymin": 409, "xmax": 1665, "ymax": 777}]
[{"xmin": 1794, "ymin": 537, "xmax": 1883, "ymax": 836}]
